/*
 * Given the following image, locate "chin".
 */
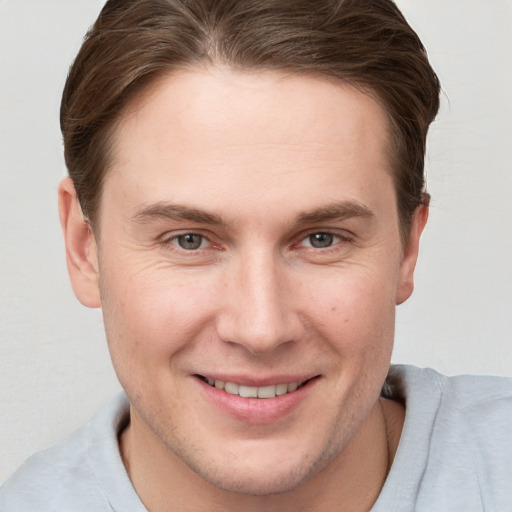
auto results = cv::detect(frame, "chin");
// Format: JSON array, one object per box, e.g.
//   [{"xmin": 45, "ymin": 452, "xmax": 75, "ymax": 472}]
[
  {"xmin": 196, "ymin": 465, "xmax": 309, "ymax": 496},
  {"xmin": 181, "ymin": 440, "xmax": 339, "ymax": 497}
]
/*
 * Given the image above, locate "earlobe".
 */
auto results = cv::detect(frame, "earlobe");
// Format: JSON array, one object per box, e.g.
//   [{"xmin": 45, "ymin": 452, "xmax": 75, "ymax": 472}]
[
  {"xmin": 58, "ymin": 177, "xmax": 101, "ymax": 308},
  {"xmin": 395, "ymin": 204, "xmax": 429, "ymax": 305}
]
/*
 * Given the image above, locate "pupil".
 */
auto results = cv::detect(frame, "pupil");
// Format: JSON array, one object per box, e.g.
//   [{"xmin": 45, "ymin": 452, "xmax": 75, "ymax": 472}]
[
  {"xmin": 310, "ymin": 233, "xmax": 333, "ymax": 248},
  {"xmin": 178, "ymin": 234, "xmax": 202, "ymax": 250}
]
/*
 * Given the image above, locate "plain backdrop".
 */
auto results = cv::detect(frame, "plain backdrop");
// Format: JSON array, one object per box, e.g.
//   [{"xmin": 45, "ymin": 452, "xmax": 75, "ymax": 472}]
[{"xmin": 1, "ymin": 0, "xmax": 511, "ymax": 484}]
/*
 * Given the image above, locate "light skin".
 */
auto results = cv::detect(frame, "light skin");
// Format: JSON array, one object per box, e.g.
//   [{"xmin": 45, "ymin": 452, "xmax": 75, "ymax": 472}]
[{"xmin": 59, "ymin": 68, "xmax": 427, "ymax": 512}]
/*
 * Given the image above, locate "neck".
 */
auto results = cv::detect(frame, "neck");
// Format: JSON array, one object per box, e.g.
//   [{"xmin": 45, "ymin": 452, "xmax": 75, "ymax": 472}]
[{"xmin": 120, "ymin": 398, "xmax": 404, "ymax": 512}]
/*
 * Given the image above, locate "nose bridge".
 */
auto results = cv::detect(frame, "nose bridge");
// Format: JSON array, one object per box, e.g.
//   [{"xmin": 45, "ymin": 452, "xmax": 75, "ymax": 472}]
[{"xmin": 218, "ymin": 246, "xmax": 297, "ymax": 354}]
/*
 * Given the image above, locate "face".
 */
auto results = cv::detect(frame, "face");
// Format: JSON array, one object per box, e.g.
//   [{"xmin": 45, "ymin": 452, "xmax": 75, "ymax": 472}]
[{"xmin": 62, "ymin": 68, "xmax": 425, "ymax": 495}]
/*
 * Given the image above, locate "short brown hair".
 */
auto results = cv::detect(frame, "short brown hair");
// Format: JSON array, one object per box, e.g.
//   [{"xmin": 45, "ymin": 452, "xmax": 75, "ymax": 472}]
[{"xmin": 61, "ymin": 0, "xmax": 440, "ymax": 239}]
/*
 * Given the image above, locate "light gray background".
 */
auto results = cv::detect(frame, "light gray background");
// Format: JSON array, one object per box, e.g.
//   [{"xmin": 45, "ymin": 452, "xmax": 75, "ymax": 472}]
[{"xmin": 1, "ymin": 0, "xmax": 511, "ymax": 484}]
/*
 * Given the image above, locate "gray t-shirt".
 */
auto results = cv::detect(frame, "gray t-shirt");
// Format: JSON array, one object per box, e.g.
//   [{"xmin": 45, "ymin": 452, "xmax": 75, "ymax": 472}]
[{"xmin": 1, "ymin": 365, "xmax": 511, "ymax": 511}]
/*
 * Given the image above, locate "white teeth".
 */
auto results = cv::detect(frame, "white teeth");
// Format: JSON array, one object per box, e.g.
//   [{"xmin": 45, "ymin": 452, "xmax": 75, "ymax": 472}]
[
  {"xmin": 275, "ymin": 383, "xmax": 288, "ymax": 396},
  {"xmin": 257, "ymin": 385, "xmax": 277, "ymax": 398},
  {"xmin": 204, "ymin": 377, "xmax": 304, "ymax": 398},
  {"xmin": 224, "ymin": 382, "xmax": 239, "ymax": 395},
  {"xmin": 239, "ymin": 385, "xmax": 258, "ymax": 398}
]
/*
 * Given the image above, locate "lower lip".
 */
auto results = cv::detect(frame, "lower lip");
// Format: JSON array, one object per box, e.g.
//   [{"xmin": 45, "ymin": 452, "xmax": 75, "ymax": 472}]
[{"xmin": 195, "ymin": 377, "xmax": 317, "ymax": 423}]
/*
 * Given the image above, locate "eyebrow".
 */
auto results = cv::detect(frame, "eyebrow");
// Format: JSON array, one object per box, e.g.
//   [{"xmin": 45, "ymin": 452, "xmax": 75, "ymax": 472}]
[
  {"xmin": 296, "ymin": 201, "xmax": 374, "ymax": 224},
  {"xmin": 131, "ymin": 200, "xmax": 373, "ymax": 227},
  {"xmin": 132, "ymin": 203, "xmax": 227, "ymax": 226}
]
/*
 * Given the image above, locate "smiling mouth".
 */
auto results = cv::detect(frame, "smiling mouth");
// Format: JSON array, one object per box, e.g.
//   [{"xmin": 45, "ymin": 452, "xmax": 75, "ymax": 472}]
[{"xmin": 196, "ymin": 375, "xmax": 316, "ymax": 398}]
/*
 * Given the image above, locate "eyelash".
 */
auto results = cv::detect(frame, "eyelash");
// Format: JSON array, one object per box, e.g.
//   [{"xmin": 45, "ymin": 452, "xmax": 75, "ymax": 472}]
[
  {"xmin": 298, "ymin": 232, "xmax": 346, "ymax": 250},
  {"xmin": 161, "ymin": 229, "xmax": 353, "ymax": 255},
  {"xmin": 162, "ymin": 231, "xmax": 217, "ymax": 253}
]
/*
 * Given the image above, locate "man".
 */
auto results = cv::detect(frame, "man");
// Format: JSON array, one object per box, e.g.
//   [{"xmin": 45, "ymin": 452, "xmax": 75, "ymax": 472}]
[{"xmin": 1, "ymin": 0, "xmax": 510, "ymax": 510}]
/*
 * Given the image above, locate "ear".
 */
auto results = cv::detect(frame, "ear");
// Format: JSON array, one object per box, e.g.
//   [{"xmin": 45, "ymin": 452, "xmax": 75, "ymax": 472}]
[
  {"xmin": 58, "ymin": 177, "xmax": 101, "ymax": 308},
  {"xmin": 395, "ymin": 204, "xmax": 429, "ymax": 305}
]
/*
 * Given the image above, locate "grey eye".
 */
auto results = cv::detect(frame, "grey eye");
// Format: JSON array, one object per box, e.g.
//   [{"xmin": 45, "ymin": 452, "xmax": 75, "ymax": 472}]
[
  {"xmin": 308, "ymin": 233, "xmax": 334, "ymax": 248},
  {"xmin": 176, "ymin": 234, "xmax": 204, "ymax": 250}
]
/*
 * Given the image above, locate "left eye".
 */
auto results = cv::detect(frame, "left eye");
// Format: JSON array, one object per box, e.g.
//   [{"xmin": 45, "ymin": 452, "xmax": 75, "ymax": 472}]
[
  {"xmin": 172, "ymin": 233, "xmax": 208, "ymax": 250},
  {"xmin": 301, "ymin": 232, "xmax": 339, "ymax": 249}
]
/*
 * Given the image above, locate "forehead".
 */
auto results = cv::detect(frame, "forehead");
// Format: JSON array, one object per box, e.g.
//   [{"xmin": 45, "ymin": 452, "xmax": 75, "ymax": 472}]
[
  {"xmin": 117, "ymin": 67, "xmax": 390, "ymax": 157},
  {"xmin": 105, "ymin": 68, "xmax": 394, "ymax": 222}
]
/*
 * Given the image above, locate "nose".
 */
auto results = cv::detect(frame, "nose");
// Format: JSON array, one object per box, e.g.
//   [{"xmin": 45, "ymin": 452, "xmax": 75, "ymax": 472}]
[{"xmin": 216, "ymin": 249, "xmax": 302, "ymax": 355}]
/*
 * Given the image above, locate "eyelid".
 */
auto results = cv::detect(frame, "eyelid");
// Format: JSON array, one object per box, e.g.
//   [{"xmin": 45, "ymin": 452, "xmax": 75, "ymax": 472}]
[
  {"xmin": 295, "ymin": 228, "xmax": 354, "ymax": 245},
  {"xmin": 299, "ymin": 232, "xmax": 339, "ymax": 248},
  {"xmin": 158, "ymin": 227, "xmax": 354, "ymax": 254},
  {"xmin": 161, "ymin": 228, "xmax": 208, "ymax": 240},
  {"xmin": 160, "ymin": 229, "xmax": 223, "ymax": 255},
  {"xmin": 170, "ymin": 233, "xmax": 209, "ymax": 250}
]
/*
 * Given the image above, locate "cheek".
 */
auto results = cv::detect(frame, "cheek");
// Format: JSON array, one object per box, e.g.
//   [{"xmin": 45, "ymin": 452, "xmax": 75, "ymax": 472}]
[
  {"xmin": 301, "ymin": 264, "xmax": 398, "ymax": 355},
  {"xmin": 98, "ymin": 259, "xmax": 220, "ymax": 372}
]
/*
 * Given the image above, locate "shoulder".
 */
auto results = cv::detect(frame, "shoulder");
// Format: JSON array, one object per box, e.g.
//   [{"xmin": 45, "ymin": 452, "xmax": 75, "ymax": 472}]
[
  {"xmin": 0, "ymin": 393, "xmax": 139, "ymax": 512},
  {"xmin": 433, "ymin": 369, "xmax": 512, "ymax": 499},
  {"xmin": 395, "ymin": 365, "xmax": 512, "ymax": 461},
  {"xmin": 380, "ymin": 365, "xmax": 512, "ymax": 511},
  {"xmin": 396, "ymin": 364, "xmax": 512, "ymax": 428},
  {"xmin": 387, "ymin": 364, "xmax": 512, "ymax": 411},
  {"xmin": 0, "ymin": 426, "xmax": 104, "ymax": 511}
]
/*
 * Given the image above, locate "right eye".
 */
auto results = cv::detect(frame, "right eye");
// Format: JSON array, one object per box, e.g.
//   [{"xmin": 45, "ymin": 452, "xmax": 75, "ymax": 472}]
[
  {"xmin": 302, "ymin": 232, "xmax": 337, "ymax": 249},
  {"xmin": 171, "ymin": 233, "xmax": 209, "ymax": 251}
]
